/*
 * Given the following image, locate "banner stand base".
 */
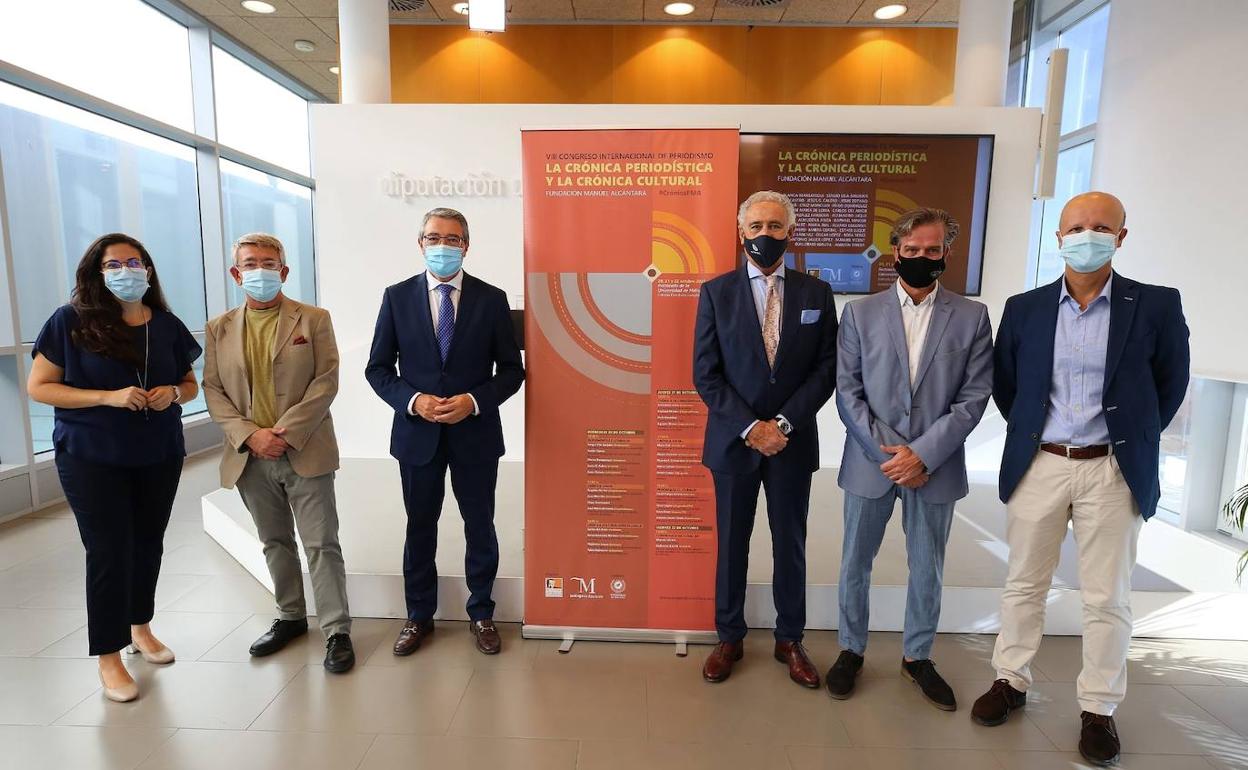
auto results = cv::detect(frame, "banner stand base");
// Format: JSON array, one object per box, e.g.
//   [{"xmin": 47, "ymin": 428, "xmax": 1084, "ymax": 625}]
[{"xmin": 522, "ymin": 625, "xmax": 718, "ymax": 655}]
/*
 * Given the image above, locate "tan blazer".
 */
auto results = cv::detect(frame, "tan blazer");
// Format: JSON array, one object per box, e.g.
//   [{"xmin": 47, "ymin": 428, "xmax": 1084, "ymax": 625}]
[{"xmin": 203, "ymin": 297, "xmax": 340, "ymax": 488}]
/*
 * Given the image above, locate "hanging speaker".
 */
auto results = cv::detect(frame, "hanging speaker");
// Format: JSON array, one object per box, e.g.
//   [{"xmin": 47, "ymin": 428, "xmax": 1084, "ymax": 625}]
[{"xmin": 1035, "ymin": 46, "xmax": 1069, "ymax": 199}]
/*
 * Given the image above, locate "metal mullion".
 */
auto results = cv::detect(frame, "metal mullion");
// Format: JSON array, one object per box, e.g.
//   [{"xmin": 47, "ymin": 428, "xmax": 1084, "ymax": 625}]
[{"xmin": 0, "ymin": 152, "xmax": 36, "ymax": 488}]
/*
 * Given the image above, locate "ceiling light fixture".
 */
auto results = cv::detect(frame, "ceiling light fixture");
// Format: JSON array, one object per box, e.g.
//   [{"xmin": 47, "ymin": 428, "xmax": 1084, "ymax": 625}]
[
  {"xmin": 240, "ymin": 0, "xmax": 276, "ymax": 13},
  {"xmin": 452, "ymin": 2, "xmax": 470, "ymax": 15},
  {"xmin": 873, "ymin": 3, "xmax": 908, "ymax": 20},
  {"xmin": 293, "ymin": 39, "xmax": 316, "ymax": 52},
  {"xmin": 329, "ymin": 65, "xmax": 340, "ymax": 75},
  {"xmin": 469, "ymin": 0, "xmax": 504, "ymax": 31},
  {"xmin": 664, "ymin": 2, "xmax": 695, "ymax": 15}
]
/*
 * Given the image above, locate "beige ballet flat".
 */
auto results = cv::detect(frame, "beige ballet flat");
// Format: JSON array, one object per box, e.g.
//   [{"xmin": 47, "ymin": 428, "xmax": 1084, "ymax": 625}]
[
  {"xmin": 126, "ymin": 640, "xmax": 175, "ymax": 665},
  {"xmin": 98, "ymin": 670, "xmax": 138, "ymax": 703}
]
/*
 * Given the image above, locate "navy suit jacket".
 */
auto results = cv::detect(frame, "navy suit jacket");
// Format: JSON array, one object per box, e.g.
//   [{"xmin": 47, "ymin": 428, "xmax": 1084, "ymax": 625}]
[
  {"xmin": 365, "ymin": 271, "xmax": 524, "ymax": 467},
  {"xmin": 994, "ymin": 271, "xmax": 1189, "ymax": 520},
  {"xmin": 693, "ymin": 266, "xmax": 839, "ymax": 476}
]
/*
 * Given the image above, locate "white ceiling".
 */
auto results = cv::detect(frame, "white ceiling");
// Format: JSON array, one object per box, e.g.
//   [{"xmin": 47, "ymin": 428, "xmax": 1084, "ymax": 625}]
[{"xmin": 178, "ymin": 0, "xmax": 960, "ymax": 101}]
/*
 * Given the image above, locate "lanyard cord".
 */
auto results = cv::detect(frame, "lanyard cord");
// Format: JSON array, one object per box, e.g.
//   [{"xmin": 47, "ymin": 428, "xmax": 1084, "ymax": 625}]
[{"xmin": 135, "ymin": 312, "xmax": 150, "ymax": 421}]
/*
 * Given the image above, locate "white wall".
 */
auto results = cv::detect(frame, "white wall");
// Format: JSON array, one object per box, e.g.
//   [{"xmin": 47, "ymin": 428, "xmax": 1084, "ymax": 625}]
[
  {"xmin": 1094, "ymin": 0, "xmax": 1248, "ymax": 383},
  {"xmin": 310, "ymin": 104, "xmax": 1041, "ymax": 462}
]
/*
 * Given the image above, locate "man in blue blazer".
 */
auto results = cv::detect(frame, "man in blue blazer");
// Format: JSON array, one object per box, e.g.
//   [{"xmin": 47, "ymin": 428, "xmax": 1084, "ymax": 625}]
[
  {"xmin": 365, "ymin": 207, "xmax": 524, "ymax": 657},
  {"xmin": 827, "ymin": 208, "xmax": 993, "ymax": 710},
  {"xmin": 694, "ymin": 191, "xmax": 838, "ymax": 688},
  {"xmin": 971, "ymin": 192, "xmax": 1189, "ymax": 767}
]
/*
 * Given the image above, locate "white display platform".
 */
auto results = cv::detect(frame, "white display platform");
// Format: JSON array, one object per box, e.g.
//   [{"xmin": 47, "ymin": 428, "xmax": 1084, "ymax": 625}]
[{"xmin": 202, "ymin": 457, "xmax": 1248, "ymax": 640}]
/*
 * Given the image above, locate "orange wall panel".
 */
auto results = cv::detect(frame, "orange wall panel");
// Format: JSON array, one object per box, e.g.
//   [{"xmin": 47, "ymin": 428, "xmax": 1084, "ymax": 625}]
[{"xmin": 389, "ymin": 24, "xmax": 956, "ymax": 105}]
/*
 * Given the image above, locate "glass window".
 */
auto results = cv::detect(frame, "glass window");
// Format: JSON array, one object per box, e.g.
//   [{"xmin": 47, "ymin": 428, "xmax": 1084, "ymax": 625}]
[
  {"xmin": 221, "ymin": 159, "xmax": 316, "ymax": 305},
  {"xmin": 0, "ymin": 0, "xmax": 193, "ymax": 131},
  {"xmin": 1057, "ymin": 4, "xmax": 1110, "ymax": 135},
  {"xmin": 212, "ymin": 47, "xmax": 310, "ymax": 176},
  {"xmin": 29, "ymin": 398, "xmax": 53, "ymax": 457},
  {"xmin": 1034, "ymin": 140, "xmax": 1095, "ymax": 285},
  {"xmin": 1158, "ymin": 385, "xmax": 1196, "ymax": 516},
  {"xmin": 0, "ymin": 81, "xmax": 206, "ymax": 341}
]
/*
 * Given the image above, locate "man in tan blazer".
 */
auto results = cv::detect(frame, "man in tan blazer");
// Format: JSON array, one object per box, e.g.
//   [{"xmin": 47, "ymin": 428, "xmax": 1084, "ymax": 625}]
[{"xmin": 203, "ymin": 233, "xmax": 354, "ymax": 673}]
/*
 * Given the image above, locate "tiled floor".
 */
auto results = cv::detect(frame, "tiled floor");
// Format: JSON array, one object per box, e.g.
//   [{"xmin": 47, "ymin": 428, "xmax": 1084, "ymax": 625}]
[{"xmin": 1, "ymin": 455, "xmax": 1247, "ymax": 769}]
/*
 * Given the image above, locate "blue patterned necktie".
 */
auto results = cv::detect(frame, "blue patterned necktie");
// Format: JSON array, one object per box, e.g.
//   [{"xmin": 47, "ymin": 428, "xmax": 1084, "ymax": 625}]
[{"xmin": 436, "ymin": 283, "xmax": 455, "ymax": 363}]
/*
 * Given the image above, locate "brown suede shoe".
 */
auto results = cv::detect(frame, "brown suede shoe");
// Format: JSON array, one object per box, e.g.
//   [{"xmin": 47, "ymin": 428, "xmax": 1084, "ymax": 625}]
[
  {"xmin": 471, "ymin": 620, "xmax": 502, "ymax": 655},
  {"xmin": 702, "ymin": 641, "xmax": 744, "ymax": 683},
  {"xmin": 392, "ymin": 620, "xmax": 434, "ymax": 656},
  {"xmin": 775, "ymin": 640, "xmax": 820, "ymax": 689},
  {"xmin": 1079, "ymin": 711, "xmax": 1121, "ymax": 767},
  {"xmin": 971, "ymin": 679, "xmax": 1027, "ymax": 726}
]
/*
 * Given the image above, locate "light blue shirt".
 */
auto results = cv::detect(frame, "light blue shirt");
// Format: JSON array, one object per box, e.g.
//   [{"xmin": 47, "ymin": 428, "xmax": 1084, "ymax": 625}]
[
  {"xmin": 1041, "ymin": 274, "xmax": 1112, "ymax": 446},
  {"xmin": 747, "ymin": 260, "xmax": 785, "ymax": 329},
  {"xmin": 741, "ymin": 261, "xmax": 787, "ymax": 440}
]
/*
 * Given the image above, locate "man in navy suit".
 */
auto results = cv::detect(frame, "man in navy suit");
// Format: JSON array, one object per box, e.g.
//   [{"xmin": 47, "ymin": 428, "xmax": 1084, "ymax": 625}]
[
  {"xmin": 971, "ymin": 192, "xmax": 1189, "ymax": 766},
  {"xmin": 694, "ymin": 191, "xmax": 838, "ymax": 688},
  {"xmin": 366, "ymin": 207, "xmax": 524, "ymax": 657}
]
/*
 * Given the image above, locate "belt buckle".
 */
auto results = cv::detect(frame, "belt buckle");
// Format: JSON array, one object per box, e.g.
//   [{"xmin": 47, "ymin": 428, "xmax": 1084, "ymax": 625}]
[{"xmin": 1065, "ymin": 445, "xmax": 1075, "ymax": 458}]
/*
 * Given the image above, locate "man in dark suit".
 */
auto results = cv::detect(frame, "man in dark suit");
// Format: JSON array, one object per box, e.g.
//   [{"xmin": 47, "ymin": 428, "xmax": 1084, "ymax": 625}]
[
  {"xmin": 366, "ymin": 207, "xmax": 524, "ymax": 657},
  {"xmin": 694, "ymin": 190, "xmax": 839, "ymax": 688},
  {"xmin": 971, "ymin": 192, "xmax": 1189, "ymax": 766}
]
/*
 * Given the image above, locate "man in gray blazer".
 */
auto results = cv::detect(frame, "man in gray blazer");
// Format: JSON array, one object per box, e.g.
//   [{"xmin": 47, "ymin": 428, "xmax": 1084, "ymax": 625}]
[{"xmin": 825, "ymin": 207, "xmax": 993, "ymax": 711}]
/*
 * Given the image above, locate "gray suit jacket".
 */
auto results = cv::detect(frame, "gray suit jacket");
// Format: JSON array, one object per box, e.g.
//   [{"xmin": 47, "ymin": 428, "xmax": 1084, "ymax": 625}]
[{"xmin": 836, "ymin": 284, "xmax": 993, "ymax": 504}]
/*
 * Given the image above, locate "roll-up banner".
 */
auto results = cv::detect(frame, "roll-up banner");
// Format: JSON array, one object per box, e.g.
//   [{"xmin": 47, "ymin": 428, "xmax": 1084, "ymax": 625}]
[{"xmin": 521, "ymin": 128, "xmax": 740, "ymax": 641}]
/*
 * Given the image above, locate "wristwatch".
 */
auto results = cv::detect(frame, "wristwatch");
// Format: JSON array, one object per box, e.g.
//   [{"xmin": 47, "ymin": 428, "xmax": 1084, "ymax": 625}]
[{"xmin": 775, "ymin": 416, "xmax": 793, "ymax": 436}]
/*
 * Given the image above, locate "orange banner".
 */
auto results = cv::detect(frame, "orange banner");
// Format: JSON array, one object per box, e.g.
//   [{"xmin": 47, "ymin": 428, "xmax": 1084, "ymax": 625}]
[{"xmin": 522, "ymin": 128, "xmax": 739, "ymax": 632}]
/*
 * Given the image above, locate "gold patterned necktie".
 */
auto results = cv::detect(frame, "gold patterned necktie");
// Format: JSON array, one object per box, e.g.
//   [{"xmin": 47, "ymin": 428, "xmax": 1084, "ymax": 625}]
[{"xmin": 763, "ymin": 273, "xmax": 781, "ymax": 367}]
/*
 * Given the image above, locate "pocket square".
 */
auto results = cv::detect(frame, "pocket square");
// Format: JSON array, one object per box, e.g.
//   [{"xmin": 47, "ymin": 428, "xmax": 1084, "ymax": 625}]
[
  {"xmin": 800, "ymin": 309, "xmax": 821, "ymax": 324},
  {"xmin": 292, "ymin": 335, "xmax": 309, "ymax": 345}
]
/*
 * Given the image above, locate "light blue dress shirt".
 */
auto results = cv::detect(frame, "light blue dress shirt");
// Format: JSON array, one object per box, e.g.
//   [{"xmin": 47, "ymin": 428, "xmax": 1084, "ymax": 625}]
[
  {"xmin": 741, "ymin": 261, "xmax": 787, "ymax": 440},
  {"xmin": 1041, "ymin": 274, "xmax": 1112, "ymax": 446},
  {"xmin": 747, "ymin": 260, "xmax": 785, "ymax": 328}
]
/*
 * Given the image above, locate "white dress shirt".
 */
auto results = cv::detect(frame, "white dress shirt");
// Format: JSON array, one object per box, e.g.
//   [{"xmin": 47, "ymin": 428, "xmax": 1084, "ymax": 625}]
[
  {"xmin": 897, "ymin": 278, "xmax": 938, "ymax": 390},
  {"xmin": 408, "ymin": 270, "xmax": 479, "ymax": 417}
]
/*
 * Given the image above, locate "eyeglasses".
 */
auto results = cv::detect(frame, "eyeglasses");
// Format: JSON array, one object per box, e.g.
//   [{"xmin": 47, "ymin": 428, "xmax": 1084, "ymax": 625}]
[
  {"xmin": 102, "ymin": 259, "xmax": 145, "ymax": 271},
  {"xmin": 421, "ymin": 234, "xmax": 464, "ymax": 247},
  {"xmin": 237, "ymin": 260, "xmax": 283, "ymax": 271}
]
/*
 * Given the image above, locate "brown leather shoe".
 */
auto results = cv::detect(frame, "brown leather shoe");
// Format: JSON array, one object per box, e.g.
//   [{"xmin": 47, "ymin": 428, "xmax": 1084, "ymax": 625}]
[
  {"xmin": 1079, "ymin": 711, "xmax": 1121, "ymax": 767},
  {"xmin": 702, "ymin": 641, "xmax": 744, "ymax": 683},
  {"xmin": 775, "ymin": 640, "xmax": 820, "ymax": 689},
  {"xmin": 471, "ymin": 620, "xmax": 502, "ymax": 655},
  {"xmin": 392, "ymin": 620, "xmax": 434, "ymax": 656},
  {"xmin": 971, "ymin": 679, "xmax": 1027, "ymax": 726}
]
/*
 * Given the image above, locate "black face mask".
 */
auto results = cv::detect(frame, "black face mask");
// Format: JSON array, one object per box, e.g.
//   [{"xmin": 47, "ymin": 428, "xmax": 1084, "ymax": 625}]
[
  {"xmin": 894, "ymin": 254, "xmax": 946, "ymax": 289},
  {"xmin": 744, "ymin": 235, "xmax": 787, "ymax": 269}
]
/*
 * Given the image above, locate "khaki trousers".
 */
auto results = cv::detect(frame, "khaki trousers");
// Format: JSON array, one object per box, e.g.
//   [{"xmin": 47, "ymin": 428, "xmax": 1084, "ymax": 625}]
[
  {"xmin": 991, "ymin": 450, "xmax": 1142, "ymax": 715},
  {"xmin": 236, "ymin": 455, "xmax": 351, "ymax": 637}
]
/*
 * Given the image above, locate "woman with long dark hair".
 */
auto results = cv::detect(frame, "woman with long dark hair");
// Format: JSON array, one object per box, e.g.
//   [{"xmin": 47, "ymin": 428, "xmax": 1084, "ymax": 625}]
[{"xmin": 27, "ymin": 233, "xmax": 200, "ymax": 702}]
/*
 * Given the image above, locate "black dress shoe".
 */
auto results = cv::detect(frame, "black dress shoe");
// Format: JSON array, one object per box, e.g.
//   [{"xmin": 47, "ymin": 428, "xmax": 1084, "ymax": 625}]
[
  {"xmin": 249, "ymin": 618, "xmax": 308, "ymax": 657},
  {"xmin": 323, "ymin": 633, "xmax": 355, "ymax": 674},
  {"xmin": 825, "ymin": 650, "xmax": 864, "ymax": 700},
  {"xmin": 971, "ymin": 679, "xmax": 1027, "ymax": 726},
  {"xmin": 1079, "ymin": 711, "xmax": 1121, "ymax": 766},
  {"xmin": 901, "ymin": 658, "xmax": 957, "ymax": 711}
]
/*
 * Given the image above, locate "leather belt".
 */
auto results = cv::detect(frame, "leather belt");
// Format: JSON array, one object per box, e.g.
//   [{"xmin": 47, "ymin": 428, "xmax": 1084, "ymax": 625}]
[{"xmin": 1040, "ymin": 442, "xmax": 1111, "ymax": 460}]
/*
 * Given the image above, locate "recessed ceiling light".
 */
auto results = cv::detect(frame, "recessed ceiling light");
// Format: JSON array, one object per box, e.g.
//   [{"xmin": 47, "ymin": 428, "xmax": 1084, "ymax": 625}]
[
  {"xmin": 293, "ymin": 39, "xmax": 315, "ymax": 52},
  {"xmin": 240, "ymin": 0, "xmax": 276, "ymax": 13},
  {"xmin": 469, "ymin": 0, "xmax": 504, "ymax": 31},
  {"xmin": 664, "ymin": 2, "xmax": 695, "ymax": 15},
  {"xmin": 452, "ymin": 2, "xmax": 469, "ymax": 15},
  {"xmin": 329, "ymin": 65, "xmax": 339, "ymax": 75},
  {"xmin": 873, "ymin": 3, "xmax": 908, "ymax": 19}
]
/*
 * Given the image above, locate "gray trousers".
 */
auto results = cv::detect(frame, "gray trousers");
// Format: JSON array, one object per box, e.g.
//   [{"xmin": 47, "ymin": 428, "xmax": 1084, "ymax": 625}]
[{"xmin": 236, "ymin": 455, "xmax": 351, "ymax": 637}]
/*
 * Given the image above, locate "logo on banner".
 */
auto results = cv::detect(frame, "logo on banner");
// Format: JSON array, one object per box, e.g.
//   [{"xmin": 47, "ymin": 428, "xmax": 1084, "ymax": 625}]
[
  {"xmin": 544, "ymin": 577, "xmax": 564, "ymax": 598},
  {"xmin": 610, "ymin": 577, "xmax": 627, "ymax": 599},
  {"xmin": 570, "ymin": 577, "xmax": 602, "ymax": 599}
]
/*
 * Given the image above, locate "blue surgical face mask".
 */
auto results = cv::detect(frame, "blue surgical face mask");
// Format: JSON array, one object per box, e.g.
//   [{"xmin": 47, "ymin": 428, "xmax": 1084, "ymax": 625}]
[
  {"xmin": 1059, "ymin": 230, "xmax": 1118, "ymax": 273},
  {"xmin": 241, "ymin": 267, "xmax": 284, "ymax": 302},
  {"xmin": 425, "ymin": 244, "xmax": 464, "ymax": 279},
  {"xmin": 103, "ymin": 266, "xmax": 149, "ymax": 303}
]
